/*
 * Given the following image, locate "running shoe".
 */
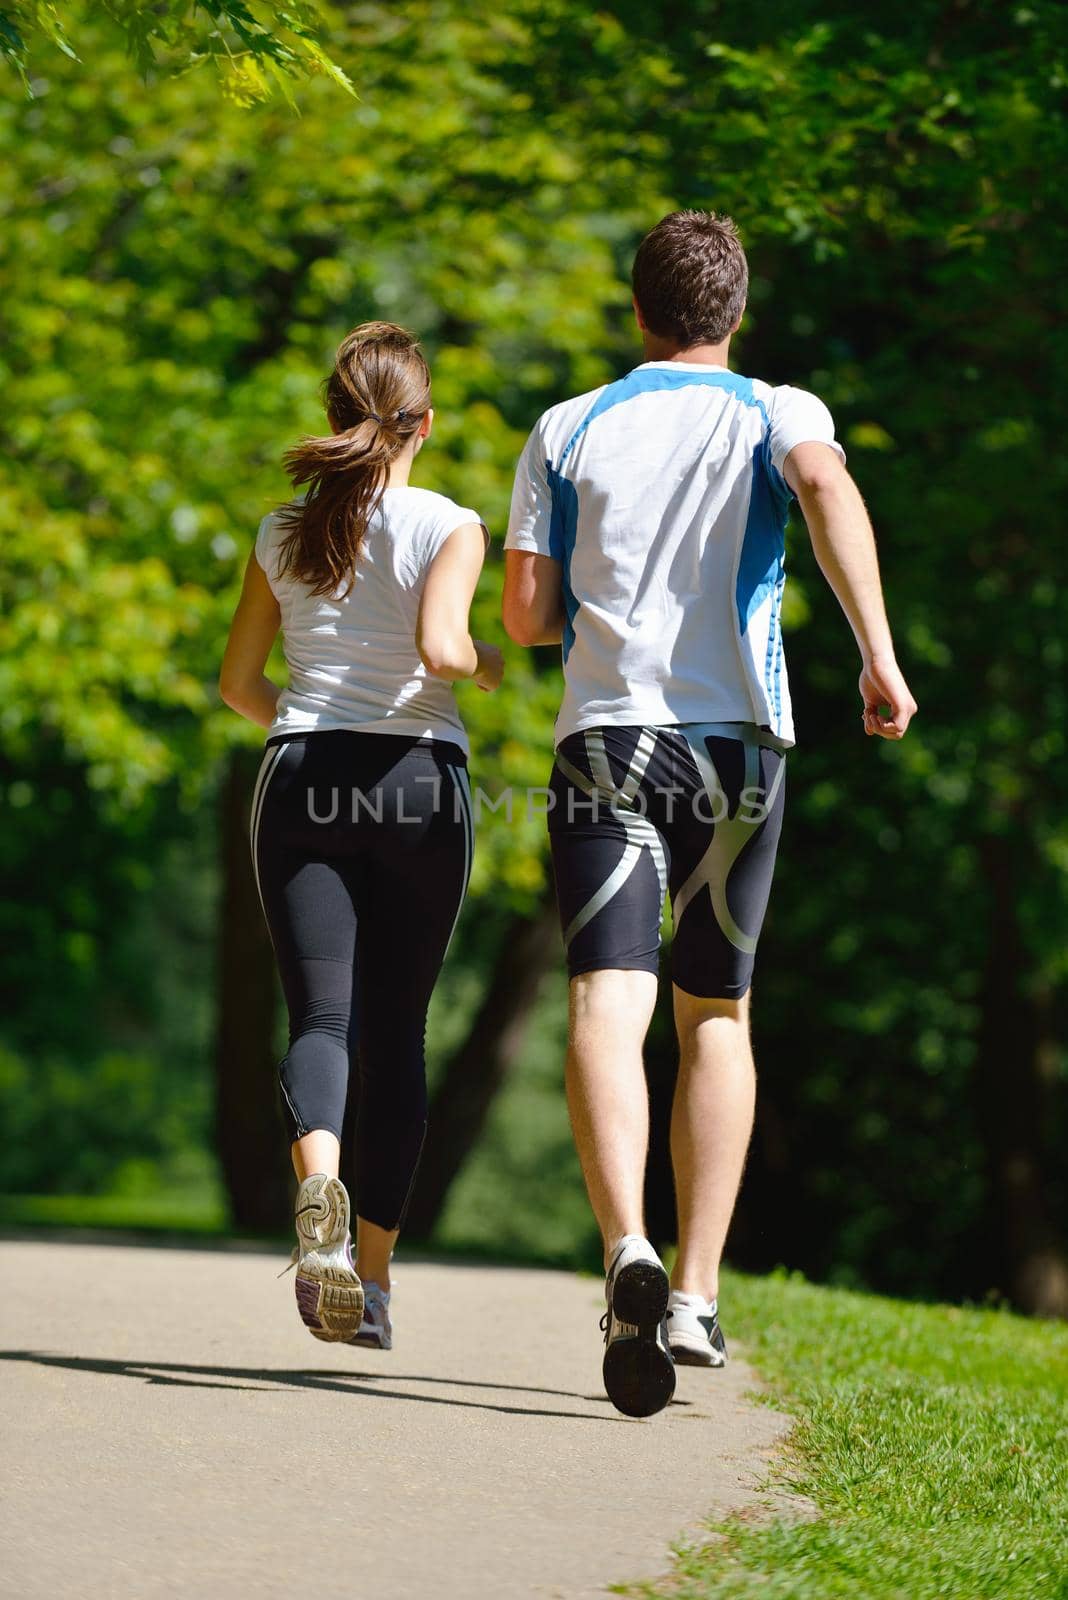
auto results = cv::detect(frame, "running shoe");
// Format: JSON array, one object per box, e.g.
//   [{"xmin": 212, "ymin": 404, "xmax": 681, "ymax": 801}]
[
  {"xmin": 601, "ymin": 1234, "xmax": 676, "ymax": 1418},
  {"xmin": 349, "ymin": 1282, "xmax": 392, "ymax": 1350},
  {"xmin": 665, "ymin": 1290, "xmax": 728, "ymax": 1367},
  {"xmin": 292, "ymin": 1174, "xmax": 364, "ymax": 1342}
]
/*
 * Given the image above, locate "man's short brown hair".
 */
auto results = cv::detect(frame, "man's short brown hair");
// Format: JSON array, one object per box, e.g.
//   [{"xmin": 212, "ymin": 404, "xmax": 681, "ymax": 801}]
[{"xmin": 631, "ymin": 210, "xmax": 748, "ymax": 348}]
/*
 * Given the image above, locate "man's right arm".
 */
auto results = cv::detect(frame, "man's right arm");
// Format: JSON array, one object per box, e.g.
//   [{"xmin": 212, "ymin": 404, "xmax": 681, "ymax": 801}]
[
  {"xmin": 784, "ymin": 441, "xmax": 918, "ymax": 741},
  {"xmin": 502, "ymin": 551, "xmax": 564, "ymax": 646},
  {"xmin": 502, "ymin": 421, "xmax": 566, "ymax": 647}
]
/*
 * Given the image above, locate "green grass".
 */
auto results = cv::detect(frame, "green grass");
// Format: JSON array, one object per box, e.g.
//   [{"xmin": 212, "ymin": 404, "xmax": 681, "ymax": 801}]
[
  {"xmin": 624, "ymin": 1269, "xmax": 1068, "ymax": 1600},
  {"xmin": 0, "ymin": 1187, "xmax": 227, "ymax": 1234}
]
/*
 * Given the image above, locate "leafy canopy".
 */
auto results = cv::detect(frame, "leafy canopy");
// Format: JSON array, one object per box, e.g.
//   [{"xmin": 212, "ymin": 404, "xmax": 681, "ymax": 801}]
[{"xmin": 1, "ymin": 0, "xmax": 353, "ymax": 101}]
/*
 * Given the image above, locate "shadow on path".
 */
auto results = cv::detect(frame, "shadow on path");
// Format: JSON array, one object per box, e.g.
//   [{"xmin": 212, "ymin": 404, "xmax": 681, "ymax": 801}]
[{"xmin": 1, "ymin": 1350, "xmax": 691, "ymax": 1422}]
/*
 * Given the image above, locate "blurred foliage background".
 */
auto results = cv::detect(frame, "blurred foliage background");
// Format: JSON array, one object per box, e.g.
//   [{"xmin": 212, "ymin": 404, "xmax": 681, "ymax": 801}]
[{"xmin": 1, "ymin": 0, "xmax": 1065, "ymax": 1314}]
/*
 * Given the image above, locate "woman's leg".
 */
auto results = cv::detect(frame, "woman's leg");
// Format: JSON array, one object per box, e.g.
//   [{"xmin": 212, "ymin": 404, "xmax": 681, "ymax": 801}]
[
  {"xmin": 254, "ymin": 791, "xmax": 366, "ymax": 1343},
  {"xmin": 351, "ymin": 757, "xmax": 471, "ymax": 1286},
  {"xmin": 253, "ymin": 745, "xmax": 364, "ymax": 1174},
  {"xmin": 356, "ymin": 1218, "xmax": 400, "ymax": 1292},
  {"xmin": 291, "ymin": 1129, "xmax": 341, "ymax": 1184},
  {"xmin": 262, "ymin": 855, "xmax": 362, "ymax": 1159}
]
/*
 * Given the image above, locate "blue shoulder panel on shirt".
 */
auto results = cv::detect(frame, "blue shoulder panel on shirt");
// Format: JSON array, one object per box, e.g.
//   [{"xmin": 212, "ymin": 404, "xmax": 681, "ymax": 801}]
[
  {"xmin": 546, "ymin": 461, "xmax": 580, "ymax": 662},
  {"xmin": 560, "ymin": 367, "xmax": 765, "ymax": 463},
  {"xmin": 737, "ymin": 438, "xmax": 793, "ymax": 724},
  {"xmin": 546, "ymin": 365, "xmax": 792, "ymax": 705}
]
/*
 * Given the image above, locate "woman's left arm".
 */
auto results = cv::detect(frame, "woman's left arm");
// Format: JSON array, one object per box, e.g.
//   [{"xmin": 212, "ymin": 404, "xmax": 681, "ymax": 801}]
[{"xmin": 219, "ymin": 552, "xmax": 283, "ymax": 728}]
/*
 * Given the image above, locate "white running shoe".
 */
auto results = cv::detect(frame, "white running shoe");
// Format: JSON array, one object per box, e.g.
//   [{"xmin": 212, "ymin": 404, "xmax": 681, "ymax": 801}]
[
  {"xmin": 349, "ymin": 1282, "xmax": 392, "ymax": 1350},
  {"xmin": 665, "ymin": 1290, "xmax": 728, "ymax": 1367},
  {"xmin": 601, "ymin": 1235, "xmax": 676, "ymax": 1418},
  {"xmin": 292, "ymin": 1174, "xmax": 364, "ymax": 1343}
]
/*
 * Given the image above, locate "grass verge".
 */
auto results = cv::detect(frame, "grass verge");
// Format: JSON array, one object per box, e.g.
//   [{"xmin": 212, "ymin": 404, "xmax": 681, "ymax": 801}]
[
  {"xmin": 0, "ymin": 1189, "xmax": 227, "ymax": 1234},
  {"xmin": 623, "ymin": 1269, "xmax": 1068, "ymax": 1600}
]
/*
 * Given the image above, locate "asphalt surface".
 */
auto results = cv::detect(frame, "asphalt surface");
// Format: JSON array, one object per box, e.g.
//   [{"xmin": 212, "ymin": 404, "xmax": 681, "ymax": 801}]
[{"xmin": 1, "ymin": 1237, "xmax": 797, "ymax": 1599}]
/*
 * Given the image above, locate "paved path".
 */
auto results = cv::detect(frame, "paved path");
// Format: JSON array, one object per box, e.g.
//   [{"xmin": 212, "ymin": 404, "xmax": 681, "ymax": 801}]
[{"xmin": 1, "ymin": 1237, "xmax": 796, "ymax": 1599}]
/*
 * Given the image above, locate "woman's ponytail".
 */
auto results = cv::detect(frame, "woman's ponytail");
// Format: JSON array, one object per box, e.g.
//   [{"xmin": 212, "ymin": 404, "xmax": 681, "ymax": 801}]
[{"xmin": 275, "ymin": 323, "xmax": 432, "ymax": 597}]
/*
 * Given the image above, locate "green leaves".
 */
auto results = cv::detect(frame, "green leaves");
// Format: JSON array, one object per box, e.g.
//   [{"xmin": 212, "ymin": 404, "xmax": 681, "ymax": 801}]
[
  {"xmin": 1, "ymin": 0, "xmax": 354, "ymax": 101},
  {"xmin": 0, "ymin": 4, "xmax": 78, "ymax": 94},
  {"xmin": 2, "ymin": 0, "xmax": 1065, "ymax": 1295}
]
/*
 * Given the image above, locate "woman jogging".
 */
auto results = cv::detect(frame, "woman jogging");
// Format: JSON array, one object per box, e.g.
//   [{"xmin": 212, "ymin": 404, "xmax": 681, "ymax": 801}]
[{"xmin": 219, "ymin": 321, "xmax": 502, "ymax": 1349}]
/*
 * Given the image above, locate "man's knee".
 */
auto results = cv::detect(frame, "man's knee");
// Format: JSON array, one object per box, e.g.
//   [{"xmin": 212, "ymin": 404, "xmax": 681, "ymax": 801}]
[
  {"xmin": 569, "ymin": 967, "xmax": 658, "ymax": 1034},
  {"xmin": 672, "ymin": 982, "xmax": 750, "ymax": 1040}
]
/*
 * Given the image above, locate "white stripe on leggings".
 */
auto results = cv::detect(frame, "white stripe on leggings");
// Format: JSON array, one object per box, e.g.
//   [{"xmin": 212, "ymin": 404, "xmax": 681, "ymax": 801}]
[
  {"xmin": 250, "ymin": 741, "xmax": 291, "ymax": 927},
  {"xmin": 443, "ymin": 762, "xmax": 474, "ymax": 955}
]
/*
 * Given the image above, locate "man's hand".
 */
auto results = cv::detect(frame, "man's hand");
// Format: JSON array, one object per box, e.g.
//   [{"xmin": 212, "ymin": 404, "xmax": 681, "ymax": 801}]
[{"xmin": 859, "ymin": 654, "xmax": 917, "ymax": 740}]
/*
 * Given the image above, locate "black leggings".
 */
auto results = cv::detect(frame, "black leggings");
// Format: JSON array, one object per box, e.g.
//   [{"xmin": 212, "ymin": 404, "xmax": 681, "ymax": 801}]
[{"xmin": 252, "ymin": 730, "xmax": 472, "ymax": 1230}]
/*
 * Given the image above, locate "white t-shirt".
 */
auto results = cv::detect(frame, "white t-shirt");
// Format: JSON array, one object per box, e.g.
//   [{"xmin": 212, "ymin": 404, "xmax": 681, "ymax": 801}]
[
  {"xmin": 255, "ymin": 486, "xmax": 484, "ymax": 755},
  {"xmin": 505, "ymin": 361, "xmax": 845, "ymax": 747}
]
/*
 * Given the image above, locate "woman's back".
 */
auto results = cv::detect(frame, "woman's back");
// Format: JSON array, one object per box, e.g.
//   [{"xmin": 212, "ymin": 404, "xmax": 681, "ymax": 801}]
[{"xmin": 257, "ymin": 485, "xmax": 483, "ymax": 754}]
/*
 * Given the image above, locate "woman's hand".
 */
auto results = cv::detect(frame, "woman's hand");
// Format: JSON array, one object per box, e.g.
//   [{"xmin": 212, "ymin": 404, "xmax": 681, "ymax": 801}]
[{"xmin": 473, "ymin": 641, "xmax": 505, "ymax": 693}]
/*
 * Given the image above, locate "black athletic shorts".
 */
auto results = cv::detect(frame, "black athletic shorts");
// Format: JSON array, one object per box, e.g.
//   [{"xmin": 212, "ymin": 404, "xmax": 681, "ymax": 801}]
[{"xmin": 547, "ymin": 722, "xmax": 787, "ymax": 999}]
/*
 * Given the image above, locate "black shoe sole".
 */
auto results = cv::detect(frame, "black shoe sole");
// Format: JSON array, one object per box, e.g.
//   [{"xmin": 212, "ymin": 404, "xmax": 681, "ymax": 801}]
[{"xmin": 603, "ymin": 1257, "xmax": 676, "ymax": 1419}]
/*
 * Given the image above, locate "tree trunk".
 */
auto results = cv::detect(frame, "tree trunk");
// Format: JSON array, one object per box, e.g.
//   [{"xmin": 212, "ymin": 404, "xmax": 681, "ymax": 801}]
[
  {"xmin": 975, "ymin": 833, "xmax": 1068, "ymax": 1318},
  {"xmin": 403, "ymin": 890, "xmax": 561, "ymax": 1238},
  {"xmin": 214, "ymin": 747, "xmax": 291, "ymax": 1233}
]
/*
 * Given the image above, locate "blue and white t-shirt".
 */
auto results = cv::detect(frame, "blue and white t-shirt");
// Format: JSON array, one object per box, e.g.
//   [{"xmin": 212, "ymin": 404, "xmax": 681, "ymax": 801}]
[{"xmin": 505, "ymin": 361, "xmax": 845, "ymax": 747}]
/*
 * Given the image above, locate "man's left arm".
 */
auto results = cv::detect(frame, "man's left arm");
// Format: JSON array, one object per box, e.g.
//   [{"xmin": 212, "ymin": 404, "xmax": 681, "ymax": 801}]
[{"xmin": 784, "ymin": 442, "xmax": 918, "ymax": 741}]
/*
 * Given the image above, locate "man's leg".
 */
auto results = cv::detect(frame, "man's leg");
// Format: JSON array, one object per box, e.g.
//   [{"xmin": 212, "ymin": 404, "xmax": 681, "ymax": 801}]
[
  {"xmin": 663, "ymin": 727, "xmax": 785, "ymax": 1331},
  {"xmin": 567, "ymin": 964, "xmax": 676, "ymax": 1418},
  {"xmin": 565, "ymin": 968, "xmax": 659, "ymax": 1262},
  {"xmin": 549, "ymin": 727, "xmax": 676, "ymax": 1415},
  {"xmin": 670, "ymin": 986, "xmax": 755, "ymax": 1301}
]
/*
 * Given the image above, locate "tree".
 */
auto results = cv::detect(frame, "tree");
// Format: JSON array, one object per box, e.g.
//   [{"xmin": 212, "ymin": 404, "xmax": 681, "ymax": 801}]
[
  {"xmin": 0, "ymin": 1, "xmax": 666, "ymax": 1229},
  {"xmin": 631, "ymin": 0, "xmax": 1068, "ymax": 1313},
  {"xmin": 2, "ymin": 0, "xmax": 1064, "ymax": 1309},
  {"xmin": 1, "ymin": 0, "xmax": 353, "ymax": 100},
  {"xmin": 403, "ymin": 887, "xmax": 559, "ymax": 1237},
  {"xmin": 215, "ymin": 747, "xmax": 291, "ymax": 1230}
]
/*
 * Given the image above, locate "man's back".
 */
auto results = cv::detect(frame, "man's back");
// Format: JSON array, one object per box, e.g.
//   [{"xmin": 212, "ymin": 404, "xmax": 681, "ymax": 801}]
[{"xmin": 507, "ymin": 358, "xmax": 843, "ymax": 746}]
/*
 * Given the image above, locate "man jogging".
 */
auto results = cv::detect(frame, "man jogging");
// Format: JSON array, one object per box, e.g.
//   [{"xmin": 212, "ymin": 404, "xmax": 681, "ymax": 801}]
[{"xmin": 502, "ymin": 210, "xmax": 917, "ymax": 1419}]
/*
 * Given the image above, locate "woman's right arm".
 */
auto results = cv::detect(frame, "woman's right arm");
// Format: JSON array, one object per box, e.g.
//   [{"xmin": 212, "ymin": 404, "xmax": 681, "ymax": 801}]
[
  {"xmin": 416, "ymin": 522, "xmax": 503, "ymax": 692},
  {"xmin": 219, "ymin": 552, "xmax": 284, "ymax": 728}
]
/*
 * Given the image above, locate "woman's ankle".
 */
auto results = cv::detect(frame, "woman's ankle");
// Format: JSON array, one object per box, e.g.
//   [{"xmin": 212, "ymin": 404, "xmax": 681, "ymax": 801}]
[{"xmin": 355, "ymin": 1215, "xmax": 399, "ymax": 1291}]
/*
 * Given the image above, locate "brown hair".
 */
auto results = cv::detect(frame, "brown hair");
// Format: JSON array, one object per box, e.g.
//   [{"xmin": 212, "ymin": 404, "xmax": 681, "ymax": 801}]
[
  {"xmin": 276, "ymin": 321, "xmax": 432, "ymax": 596},
  {"xmin": 631, "ymin": 211, "xmax": 748, "ymax": 348}
]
